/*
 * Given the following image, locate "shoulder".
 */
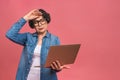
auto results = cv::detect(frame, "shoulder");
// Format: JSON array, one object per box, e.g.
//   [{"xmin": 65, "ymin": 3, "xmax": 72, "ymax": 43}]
[
  {"xmin": 50, "ymin": 33, "xmax": 58, "ymax": 38},
  {"xmin": 48, "ymin": 32, "xmax": 59, "ymax": 39},
  {"xmin": 48, "ymin": 32, "xmax": 60, "ymax": 45}
]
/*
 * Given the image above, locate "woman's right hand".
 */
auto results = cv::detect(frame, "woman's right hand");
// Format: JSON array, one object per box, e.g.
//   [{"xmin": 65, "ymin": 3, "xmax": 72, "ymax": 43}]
[
  {"xmin": 23, "ymin": 9, "xmax": 42, "ymax": 21},
  {"xmin": 50, "ymin": 60, "xmax": 70, "ymax": 71}
]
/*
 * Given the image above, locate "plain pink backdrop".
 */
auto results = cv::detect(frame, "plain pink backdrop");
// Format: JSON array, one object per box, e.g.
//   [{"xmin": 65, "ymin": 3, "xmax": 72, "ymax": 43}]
[{"xmin": 0, "ymin": 0, "xmax": 120, "ymax": 80}]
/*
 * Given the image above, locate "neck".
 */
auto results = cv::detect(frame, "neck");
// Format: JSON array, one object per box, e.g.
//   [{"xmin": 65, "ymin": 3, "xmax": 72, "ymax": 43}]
[{"xmin": 37, "ymin": 31, "xmax": 47, "ymax": 39}]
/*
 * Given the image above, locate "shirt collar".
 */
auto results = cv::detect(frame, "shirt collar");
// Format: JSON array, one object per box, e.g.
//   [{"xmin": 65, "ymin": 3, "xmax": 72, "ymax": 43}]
[{"xmin": 32, "ymin": 31, "xmax": 50, "ymax": 38}]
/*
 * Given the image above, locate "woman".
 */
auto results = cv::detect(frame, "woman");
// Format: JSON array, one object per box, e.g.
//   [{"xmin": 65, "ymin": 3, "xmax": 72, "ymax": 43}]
[{"xmin": 6, "ymin": 9, "xmax": 69, "ymax": 80}]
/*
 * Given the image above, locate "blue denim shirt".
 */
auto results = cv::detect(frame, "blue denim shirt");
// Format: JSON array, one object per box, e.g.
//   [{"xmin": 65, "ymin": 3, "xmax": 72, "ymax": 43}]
[{"xmin": 6, "ymin": 18, "xmax": 60, "ymax": 80}]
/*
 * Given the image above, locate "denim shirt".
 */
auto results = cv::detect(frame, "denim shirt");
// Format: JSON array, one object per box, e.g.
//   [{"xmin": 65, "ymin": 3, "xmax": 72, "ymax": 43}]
[{"xmin": 6, "ymin": 18, "xmax": 60, "ymax": 80}]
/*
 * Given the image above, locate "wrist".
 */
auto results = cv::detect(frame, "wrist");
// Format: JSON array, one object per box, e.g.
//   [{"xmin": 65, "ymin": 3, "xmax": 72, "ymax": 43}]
[{"xmin": 23, "ymin": 15, "xmax": 29, "ymax": 21}]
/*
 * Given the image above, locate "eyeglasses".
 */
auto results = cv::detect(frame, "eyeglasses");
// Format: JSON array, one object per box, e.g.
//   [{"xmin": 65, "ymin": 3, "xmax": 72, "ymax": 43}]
[{"xmin": 33, "ymin": 19, "xmax": 46, "ymax": 26}]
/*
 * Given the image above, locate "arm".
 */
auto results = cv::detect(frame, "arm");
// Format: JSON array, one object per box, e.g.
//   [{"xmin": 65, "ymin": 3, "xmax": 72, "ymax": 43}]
[
  {"xmin": 6, "ymin": 18, "xmax": 27, "ymax": 46},
  {"xmin": 6, "ymin": 9, "xmax": 42, "ymax": 46}
]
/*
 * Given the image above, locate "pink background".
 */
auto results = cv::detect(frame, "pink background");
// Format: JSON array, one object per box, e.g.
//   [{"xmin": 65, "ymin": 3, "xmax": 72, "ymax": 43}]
[{"xmin": 0, "ymin": 0, "xmax": 120, "ymax": 80}]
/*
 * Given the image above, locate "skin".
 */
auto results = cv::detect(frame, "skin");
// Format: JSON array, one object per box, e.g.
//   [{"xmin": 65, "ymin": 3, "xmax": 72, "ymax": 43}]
[{"xmin": 23, "ymin": 9, "xmax": 70, "ymax": 71}]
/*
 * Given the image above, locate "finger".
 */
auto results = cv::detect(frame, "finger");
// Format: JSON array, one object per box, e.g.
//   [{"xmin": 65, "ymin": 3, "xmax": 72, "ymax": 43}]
[
  {"xmin": 52, "ymin": 62, "xmax": 59, "ymax": 70},
  {"xmin": 50, "ymin": 63, "xmax": 55, "ymax": 70},
  {"xmin": 29, "ymin": 9, "xmax": 38, "ymax": 14},
  {"xmin": 62, "ymin": 65, "xmax": 71, "ymax": 69},
  {"xmin": 56, "ymin": 60, "xmax": 61, "ymax": 69},
  {"xmin": 33, "ymin": 10, "xmax": 42, "ymax": 16},
  {"xmin": 33, "ymin": 15, "xmax": 40, "ymax": 19},
  {"xmin": 28, "ymin": 9, "xmax": 41, "ymax": 17}
]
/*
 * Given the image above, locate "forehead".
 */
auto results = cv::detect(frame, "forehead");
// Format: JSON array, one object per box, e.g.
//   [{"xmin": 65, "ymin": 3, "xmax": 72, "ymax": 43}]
[{"xmin": 34, "ymin": 16, "xmax": 43, "ymax": 20}]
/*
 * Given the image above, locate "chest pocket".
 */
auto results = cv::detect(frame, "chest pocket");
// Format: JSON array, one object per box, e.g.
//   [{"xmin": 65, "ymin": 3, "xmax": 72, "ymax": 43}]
[
  {"xmin": 45, "ymin": 35, "xmax": 57, "ymax": 54},
  {"xmin": 25, "ymin": 43, "xmax": 35, "ymax": 54}
]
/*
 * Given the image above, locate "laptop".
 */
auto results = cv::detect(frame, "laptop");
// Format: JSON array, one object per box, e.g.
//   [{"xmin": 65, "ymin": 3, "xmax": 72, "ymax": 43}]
[{"xmin": 44, "ymin": 44, "xmax": 81, "ymax": 68}]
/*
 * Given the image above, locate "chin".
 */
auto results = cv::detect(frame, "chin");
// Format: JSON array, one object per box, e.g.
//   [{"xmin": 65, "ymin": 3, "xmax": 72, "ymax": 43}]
[{"xmin": 37, "ymin": 30, "xmax": 46, "ymax": 34}]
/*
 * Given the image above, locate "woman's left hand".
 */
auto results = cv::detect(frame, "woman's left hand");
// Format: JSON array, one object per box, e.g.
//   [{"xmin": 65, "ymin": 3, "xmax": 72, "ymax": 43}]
[{"xmin": 50, "ymin": 60, "xmax": 70, "ymax": 71}]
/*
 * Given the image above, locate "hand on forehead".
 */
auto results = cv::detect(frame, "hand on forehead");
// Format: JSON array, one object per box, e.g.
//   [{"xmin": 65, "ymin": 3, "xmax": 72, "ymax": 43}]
[{"xmin": 32, "ymin": 9, "xmax": 42, "ymax": 16}]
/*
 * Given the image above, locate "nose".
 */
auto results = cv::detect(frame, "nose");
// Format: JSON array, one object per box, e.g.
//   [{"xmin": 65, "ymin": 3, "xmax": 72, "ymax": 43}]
[{"xmin": 38, "ymin": 22, "xmax": 42, "ymax": 27}]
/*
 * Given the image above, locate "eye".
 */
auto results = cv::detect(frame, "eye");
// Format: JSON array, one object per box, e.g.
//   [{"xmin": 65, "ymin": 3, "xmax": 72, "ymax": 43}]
[
  {"xmin": 40, "ymin": 19, "xmax": 45, "ymax": 22},
  {"xmin": 33, "ymin": 18, "xmax": 46, "ymax": 25},
  {"xmin": 33, "ymin": 21, "xmax": 39, "ymax": 24}
]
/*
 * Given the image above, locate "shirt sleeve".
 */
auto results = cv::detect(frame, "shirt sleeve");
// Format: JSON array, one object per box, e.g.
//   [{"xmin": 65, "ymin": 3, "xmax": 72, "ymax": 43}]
[
  {"xmin": 55, "ymin": 36, "xmax": 60, "ymax": 45},
  {"xmin": 6, "ymin": 18, "xmax": 27, "ymax": 46}
]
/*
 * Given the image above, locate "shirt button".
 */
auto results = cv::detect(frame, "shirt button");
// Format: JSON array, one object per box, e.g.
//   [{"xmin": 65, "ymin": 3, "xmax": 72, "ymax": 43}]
[
  {"xmin": 29, "ymin": 61, "xmax": 31, "ymax": 64},
  {"xmin": 25, "ymin": 77, "xmax": 27, "ymax": 80},
  {"xmin": 27, "ymin": 68, "xmax": 29, "ymax": 71}
]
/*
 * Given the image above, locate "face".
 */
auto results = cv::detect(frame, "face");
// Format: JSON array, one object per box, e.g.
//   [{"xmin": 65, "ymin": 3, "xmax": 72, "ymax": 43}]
[{"xmin": 33, "ymin": 16, "xmax": 48, "ymax": 34}]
